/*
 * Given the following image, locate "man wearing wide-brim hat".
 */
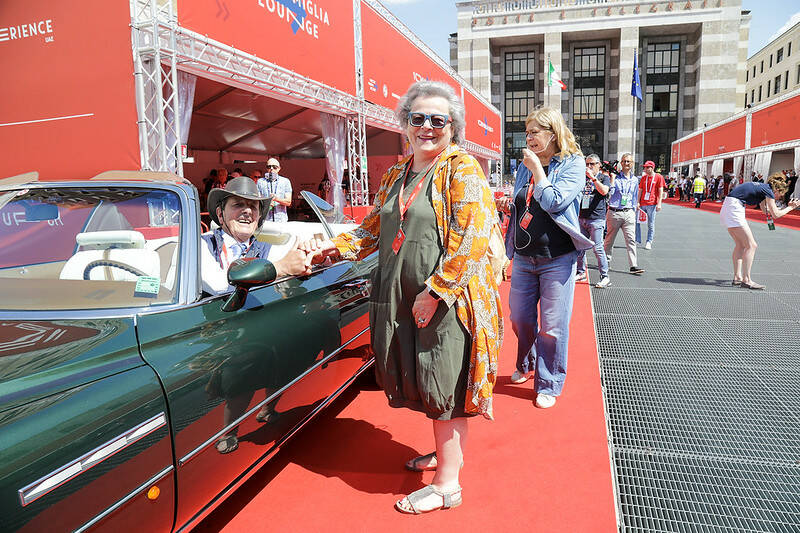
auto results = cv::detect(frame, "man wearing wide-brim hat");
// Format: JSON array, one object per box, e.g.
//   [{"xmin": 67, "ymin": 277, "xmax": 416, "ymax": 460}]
[{"xmin": 201, "ymin": 176, "xmax": 308, "ymax": 295}]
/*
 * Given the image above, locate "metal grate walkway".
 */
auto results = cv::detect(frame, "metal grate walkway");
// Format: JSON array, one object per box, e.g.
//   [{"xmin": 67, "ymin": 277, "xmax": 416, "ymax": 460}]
[{"xmin": 587, "ymin": 203, "xmax": 800, "ymax": 532}]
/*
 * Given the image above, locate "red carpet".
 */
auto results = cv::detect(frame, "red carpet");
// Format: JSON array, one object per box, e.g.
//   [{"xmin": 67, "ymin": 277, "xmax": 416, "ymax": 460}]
[
  {"xmin": 195, "ymin": 280, "xmax": 617, "ymax": 532},
  {"xmin": 663, "ymin": 196, "xmax": 800, "ymax": 229}
]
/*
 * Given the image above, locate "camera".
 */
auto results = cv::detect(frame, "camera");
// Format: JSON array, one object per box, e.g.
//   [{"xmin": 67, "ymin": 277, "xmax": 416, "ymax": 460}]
[{"xmin": 599, "ymin": 160, "xmax": 619, "ymax": 176}]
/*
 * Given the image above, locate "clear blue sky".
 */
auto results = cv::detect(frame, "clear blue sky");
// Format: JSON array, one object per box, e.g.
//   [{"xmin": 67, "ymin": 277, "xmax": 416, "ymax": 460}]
[{"xmin": 382, "ymin": 0, "xmax": 798, "ymax": 62}]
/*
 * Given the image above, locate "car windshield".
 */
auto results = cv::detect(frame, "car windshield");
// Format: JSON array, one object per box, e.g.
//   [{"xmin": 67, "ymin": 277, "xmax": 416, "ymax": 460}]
[{"xmin": 0, "ymin": 186, "xmax": 181, "ymax": 311}]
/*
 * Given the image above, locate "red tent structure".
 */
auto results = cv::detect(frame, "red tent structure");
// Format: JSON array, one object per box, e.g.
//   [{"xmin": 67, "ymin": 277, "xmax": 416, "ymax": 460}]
[
  {"xmin": 671, "ymin": 88, "xmax": 800, "ymax": 185},
  {"xmin": 1, "ymin": 0, "xmax": 501, "ymax": 215}
]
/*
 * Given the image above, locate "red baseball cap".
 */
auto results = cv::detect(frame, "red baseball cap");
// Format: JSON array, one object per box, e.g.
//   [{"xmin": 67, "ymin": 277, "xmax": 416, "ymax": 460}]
[{"xmin": 643, "ymin": 160, "xmax": 656, "ymax": 168}]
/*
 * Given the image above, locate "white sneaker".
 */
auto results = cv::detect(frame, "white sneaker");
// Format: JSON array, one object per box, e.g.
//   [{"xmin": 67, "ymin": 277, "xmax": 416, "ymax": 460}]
[
  {"xmin": 535, "ymin": 393, "xmax": 556, "ymax": 409},
  {"xmin": 607, "ymin": 255, "xmax": 612, "ymax": 263},
  {"xmin": 575, "ymin": 272, "xmax": 587, "ymax": 282},
  {"xmin": 644, "ymin": 242, "xmax": 652, "ymax": 250},
  {"xmin": 510, "ymin": 369, "xmax": 534, "ymax": 384},
  {"xmin": 595, "ymin": 276, "xmax": 611, "ymax": 288}
]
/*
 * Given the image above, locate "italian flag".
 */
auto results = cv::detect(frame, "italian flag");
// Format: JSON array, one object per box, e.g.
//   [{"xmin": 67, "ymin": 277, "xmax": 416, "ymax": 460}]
[{"xmin": 548, "ymin": 60, "xmax": 567, "ymax": 91}]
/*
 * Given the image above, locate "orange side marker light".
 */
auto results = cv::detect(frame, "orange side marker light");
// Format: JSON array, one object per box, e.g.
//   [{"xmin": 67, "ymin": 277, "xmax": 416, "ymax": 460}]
[{"xmin": 147, "ymin": 486, "xmax": 160, "ymax": 500}]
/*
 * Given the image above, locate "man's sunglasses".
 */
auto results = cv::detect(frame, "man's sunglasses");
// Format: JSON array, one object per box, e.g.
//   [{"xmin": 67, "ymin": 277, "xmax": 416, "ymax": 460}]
[
  {"xmin": 267, "ymin": 164, "xmax": 279, "ymax": 169},
  {"xmin": 407, "ymin": 112, "xmax": 451, "ymax": 129}
]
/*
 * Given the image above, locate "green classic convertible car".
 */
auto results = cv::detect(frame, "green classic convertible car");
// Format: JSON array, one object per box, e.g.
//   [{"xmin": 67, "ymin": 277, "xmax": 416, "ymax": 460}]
[{"xmin": 0, "ymin": 171, "xmax": 376, "ymax": 532}]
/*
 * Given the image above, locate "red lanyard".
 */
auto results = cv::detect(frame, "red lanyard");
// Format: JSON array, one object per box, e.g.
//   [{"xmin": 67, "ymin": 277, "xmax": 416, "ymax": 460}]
[
  {"xmin": 645, "ymin": 174, "xmax": 656, "ymax": 196},
  {"xmin": 398, "ymin": 154, "xmax": 441, "ymax": 222},
  {"xmin": 524, "ymin": 173, "xmax": 537, "ymax": 207}
]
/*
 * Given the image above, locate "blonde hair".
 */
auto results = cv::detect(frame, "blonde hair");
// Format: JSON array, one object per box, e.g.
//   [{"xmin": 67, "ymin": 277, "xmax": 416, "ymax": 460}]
[
  {"xmin": 767, "ymin": 172, "xmax": 789, "ymax": 197},
  {"xmin": 525, "ymin": 106, "xmax": 583, "ymax": 158}
]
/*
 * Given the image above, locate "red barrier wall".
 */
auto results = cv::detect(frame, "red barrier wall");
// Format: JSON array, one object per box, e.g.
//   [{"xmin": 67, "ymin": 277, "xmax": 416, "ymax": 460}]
[
  {"xmin": 361, "ymin": 2, "xmax": 501, "ymax": 155},
  {"xmin": 750, "ymin": 96, "xmax": 800, "ymax": 147},
  {"xmin": 703, "ymin": 117, "xmax": 746, "ymax": 157},
  {"xmin": 0, "ymin": 0, "xmax": 140, "ymax": 179},
  {"xmin": 178, "ymin": 0, "xmax": 356, "ymax": 96},
  {"xmin": 679, "ymin": 134, "xmax": 702, "ymax": 163}
]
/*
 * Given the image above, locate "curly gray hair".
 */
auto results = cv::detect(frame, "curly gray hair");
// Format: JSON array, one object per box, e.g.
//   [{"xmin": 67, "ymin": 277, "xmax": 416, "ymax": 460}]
[{"xmin": 396, "ymin": 80, "xmax": 465, "ymax": 145}]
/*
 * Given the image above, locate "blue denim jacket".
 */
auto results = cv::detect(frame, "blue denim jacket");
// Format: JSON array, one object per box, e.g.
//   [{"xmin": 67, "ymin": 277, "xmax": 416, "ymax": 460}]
[{"xmin": 505, "ymin": 153, "xmax": 594, "ymax": 259}]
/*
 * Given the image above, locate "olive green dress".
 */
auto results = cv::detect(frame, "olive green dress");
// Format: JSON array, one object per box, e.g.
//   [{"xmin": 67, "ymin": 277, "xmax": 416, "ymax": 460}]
[{"xmin": 370, "ymin": 166, "xmax": 472, "ymax": 420}]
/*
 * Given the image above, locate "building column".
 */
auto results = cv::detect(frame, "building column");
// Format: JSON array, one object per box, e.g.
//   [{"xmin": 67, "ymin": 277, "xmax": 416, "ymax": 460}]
[
  {"xmin": 616, "ymin": 26, "xmax": 639, "ymax": 160},
  {"xmin": 457, "ymin": 37, "xmax": 491, "ymax": 100},
  {"xmin": 543, "ymin": 32, "xmax": 562, "ymax": 113}
]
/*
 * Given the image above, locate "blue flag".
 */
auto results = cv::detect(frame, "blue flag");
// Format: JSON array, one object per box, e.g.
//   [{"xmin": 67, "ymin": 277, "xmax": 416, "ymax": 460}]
[{"xmin": 631, "ymin": 51, "xmax": 642, "ymax": 101}]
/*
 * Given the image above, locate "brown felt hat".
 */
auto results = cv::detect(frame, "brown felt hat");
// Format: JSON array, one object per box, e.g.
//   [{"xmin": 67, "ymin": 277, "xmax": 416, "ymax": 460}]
[{"xmin": 207, "ymin": 176, "xmax": 271, "ymax": 227}]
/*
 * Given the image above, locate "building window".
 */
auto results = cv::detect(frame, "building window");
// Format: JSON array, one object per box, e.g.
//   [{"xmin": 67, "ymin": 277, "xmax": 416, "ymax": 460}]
[
  {"xmin": 505, "ymin": 51, "xmax": 535, "ymax": 82},
  {"xmin": 645, "ymin": 84, "xmax": 678, "ymax": 118},
  {"xmin": 573, "ymin": 87, "xmax": 605, "ymax": 119},
  {"xmin": 744, "ymin": 94, "xmax": 748, "ymax": 107},
  {"xmin": 573, "ymin": 47, "xmax": 605, "ymax": 77},
  {"xmin": 761, "ymin": 60, "xmax": 764, "ymax": 73},
  {"xmin": 767, "ymin": 80, "xmax": 771, "ymax": 96},
  {"xmin": 751, "ymin": 89, "xmax": 755, "ymax": 103},
  {"xmin": 797, "ymin": 64, "xmax": 800, "ymax": 84},
  {"xmin": 774, "ymin": 75, "xmax": 781, "ymax": 95},
  {"xmin": 769, "ymin": 54, "xmax": 773, "ymax": 68},
  {"xmin": 758, "ymin": 85, "xmax": 762, "ymax": 101},
  {"xmin": 753, "ymin": 65, "xmax": 756, "ymax": 77},
  {"xmin": 646, "ymin": 42, "xmax": 680, "ymax": 74},
  {"xmin": 789, "ymin": 42, "xmax": 792, "ymax": 57},
  {"xmin": 505, "ymin": 90, "xmax": 536, "ymax": 121},
  {"xmin": 785, "ymin": 70, "xmax": 789, "ymax": 90},
  {"xmin": 777, "ymin": 47, "xmax": 784, "ymax": 63}
]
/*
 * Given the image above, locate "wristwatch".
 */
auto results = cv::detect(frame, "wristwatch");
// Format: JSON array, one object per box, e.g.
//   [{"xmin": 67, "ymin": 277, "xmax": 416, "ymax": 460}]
[{"xmin": 427, "ymin": 287, "xmax": 441, "ymax": 301}]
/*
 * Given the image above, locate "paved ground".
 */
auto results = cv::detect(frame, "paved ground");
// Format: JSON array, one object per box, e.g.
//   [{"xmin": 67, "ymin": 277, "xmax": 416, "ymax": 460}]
[{"xmin": 588, "ymin": 203, "xmax": 800, "ymax": 532}]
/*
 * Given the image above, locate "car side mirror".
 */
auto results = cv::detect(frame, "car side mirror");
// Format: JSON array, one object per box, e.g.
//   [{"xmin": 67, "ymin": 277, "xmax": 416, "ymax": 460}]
[{"xmin": 221, "ymin": 258, "xmax": 274, "ymax": 312}]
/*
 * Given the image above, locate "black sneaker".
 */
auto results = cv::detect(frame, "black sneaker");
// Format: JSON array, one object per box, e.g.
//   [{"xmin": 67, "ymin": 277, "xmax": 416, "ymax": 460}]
[{"xmin": 630, "ymin": 266, "xmax": 645, "ymax": 274}]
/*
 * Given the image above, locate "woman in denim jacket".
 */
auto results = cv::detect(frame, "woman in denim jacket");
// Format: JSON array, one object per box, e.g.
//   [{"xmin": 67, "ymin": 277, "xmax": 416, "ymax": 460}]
[{"xmin": 497, "ymin": 107, "xmax": 593, "ymax": 408}]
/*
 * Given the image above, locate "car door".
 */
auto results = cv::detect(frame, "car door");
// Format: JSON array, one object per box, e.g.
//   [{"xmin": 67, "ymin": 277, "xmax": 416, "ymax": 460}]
[{"xmin": 0, "ymin": 319, "xmax": 176, "ymax": 533}]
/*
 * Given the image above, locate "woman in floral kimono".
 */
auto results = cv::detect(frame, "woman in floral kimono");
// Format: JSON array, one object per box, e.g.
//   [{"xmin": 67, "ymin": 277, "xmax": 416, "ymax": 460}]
[{"xmin": 301, "ymin": 81, "xmax": 502, "ymax": 514}]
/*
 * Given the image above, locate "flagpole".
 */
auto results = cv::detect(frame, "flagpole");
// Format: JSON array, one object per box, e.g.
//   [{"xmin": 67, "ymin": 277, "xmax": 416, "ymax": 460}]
[
  {"xmin": 547, "ymin": 53, "xmax": 551, "ymax": 107},
  {"xmin": 631, "ymin": 48, "xmax": 637, "ymax": 166}
]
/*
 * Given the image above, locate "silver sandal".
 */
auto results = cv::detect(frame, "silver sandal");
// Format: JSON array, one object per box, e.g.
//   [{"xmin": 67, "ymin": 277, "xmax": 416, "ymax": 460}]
[{"xmin": 395, "ymin": 484, "xmax": 463, "ymax": 514}]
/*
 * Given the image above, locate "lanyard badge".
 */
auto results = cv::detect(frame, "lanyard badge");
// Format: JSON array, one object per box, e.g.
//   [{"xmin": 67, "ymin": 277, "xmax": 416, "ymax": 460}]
[
  {"xmin": 392, "ymin": 154, "xmax": 441, "ymax": 254},
  {"xmin": 519, "ymin": 175, "xmax": 537, "ymax": 229}
]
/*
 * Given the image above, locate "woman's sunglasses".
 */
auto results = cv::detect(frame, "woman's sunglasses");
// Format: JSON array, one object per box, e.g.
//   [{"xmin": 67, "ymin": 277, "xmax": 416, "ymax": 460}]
[{"xmin": 407, "ymin": 112, "xmax": 451, "ymax": 129}]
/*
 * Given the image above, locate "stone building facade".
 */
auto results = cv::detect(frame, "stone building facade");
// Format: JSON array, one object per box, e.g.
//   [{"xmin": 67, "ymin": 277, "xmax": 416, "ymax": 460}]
[
  {"xmin": 452, "ymin": 0, "xmax": 750, "ymax": 176},
  {"xmin": 745, "ymin": 19, "xmax": 800, "ymax": 108}
]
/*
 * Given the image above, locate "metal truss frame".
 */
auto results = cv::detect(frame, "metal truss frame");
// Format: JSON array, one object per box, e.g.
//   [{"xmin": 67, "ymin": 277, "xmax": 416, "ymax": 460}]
[{"xmin": 130, "ymin": 0, "xmax": 498, "ymax": 202}]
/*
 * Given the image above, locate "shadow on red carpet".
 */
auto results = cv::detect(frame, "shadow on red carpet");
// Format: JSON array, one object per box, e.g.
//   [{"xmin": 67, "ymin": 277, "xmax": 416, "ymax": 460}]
[{"xmin": 194, "ymin": 281, "xmax": 617, "ymax": 532}]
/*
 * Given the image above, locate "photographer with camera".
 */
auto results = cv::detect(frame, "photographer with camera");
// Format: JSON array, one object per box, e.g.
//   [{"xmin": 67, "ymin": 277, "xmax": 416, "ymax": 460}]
[
  {"xmin": 576, "ymin": 154, "xmax": 611, "ymax": 288},
  {"xmin": 603, "ymin": 153, "xmax": 645, "ymax": 275}
]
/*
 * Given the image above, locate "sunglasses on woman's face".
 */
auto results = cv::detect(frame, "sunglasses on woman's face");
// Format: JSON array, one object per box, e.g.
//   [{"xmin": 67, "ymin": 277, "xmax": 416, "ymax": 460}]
[{"xmin": 407, "ymin": 112, "xmax": 451, "ymax": 129}]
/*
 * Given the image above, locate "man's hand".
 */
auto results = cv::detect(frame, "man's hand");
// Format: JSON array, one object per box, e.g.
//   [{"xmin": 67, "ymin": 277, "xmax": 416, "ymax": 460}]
[
  {"xmin": 521, "ymin": 148, "xmax": 541, "ymax": 173},
  {"xmin": 412, "ymin": 289, "xmax": 439, "ymax": 328},
  {"xmin": 298, "ymin": 237, "xmax": 339, "ymax": 265},
  {"xmin": 275, "ymin": 242, "xmax": 312, "ymax": 277},
  {"xmin": 656, "ymin": 204, "xmax": 662, "ymax": 212}
]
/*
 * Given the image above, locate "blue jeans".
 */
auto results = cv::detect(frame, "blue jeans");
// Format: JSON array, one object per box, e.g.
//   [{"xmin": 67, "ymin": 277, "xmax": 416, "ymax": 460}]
[
  {"xmin": 577, "ymin": 217, "xmax": 608, "ymax": 277},
  {"xmin": 509, "ymin": 251, "xmax": 577, "ymax": 396},
  {"xmin": 635, "ymin": 204, "xmax": 657, "ymax": 243}
]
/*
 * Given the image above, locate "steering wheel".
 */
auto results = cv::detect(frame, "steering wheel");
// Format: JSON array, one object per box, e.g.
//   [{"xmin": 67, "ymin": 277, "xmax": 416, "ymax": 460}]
[{"xmin": 83, "ymin": 260, "xmax": 149, "ymax": 280}]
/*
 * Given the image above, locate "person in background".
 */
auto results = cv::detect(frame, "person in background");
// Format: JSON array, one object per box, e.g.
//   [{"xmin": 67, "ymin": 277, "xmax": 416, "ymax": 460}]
[
  {"xmin": 496, "ymin": 106, "xmax": 593, "ymax": 409},
  {"xmin": 720, "ymin": 175, "xmax": 799, "ymax": 290},
  {"xmin": 257, "ymin": 158, "xmax": 292, "ymax": 223},
  {"xmin": 635, "ymin": 160, "xmax": 664, "ymax": 250},
  {"xmin": 318, "ymin": 172, "xmax": 332, "ymax": 203},
  {"xmin": 230, "ymin": 168, "xmax": 246, "ymax": 179},
  {"xmin": 604, "ymin": 153, "xmax": 644, "ymax": 274},
  {"xmin": 693, "ymin": 173, "xmax": 707, "ymax": 208},
  {"xmin": 251, "ymin": 169, "xmax": 263, "ymax": 184},
  {"xmin": 300, "ymin": 81, "xmax": 502, "ymax": 514},
  {"xmin": 576, "ymin": 153, "xmax": 611, "ymax": 288}
]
